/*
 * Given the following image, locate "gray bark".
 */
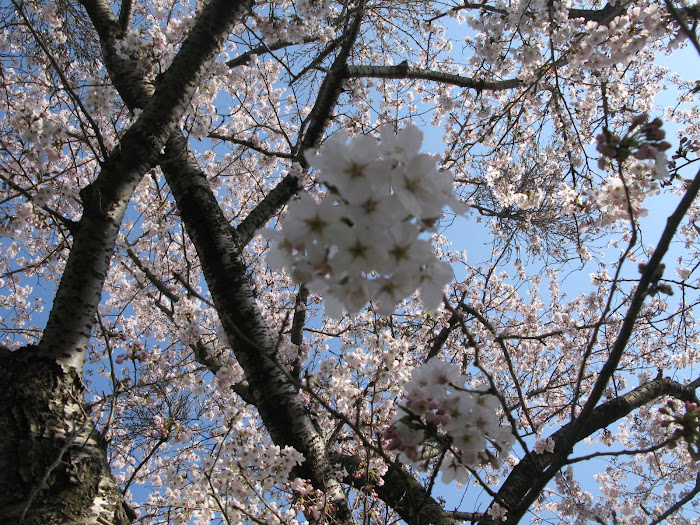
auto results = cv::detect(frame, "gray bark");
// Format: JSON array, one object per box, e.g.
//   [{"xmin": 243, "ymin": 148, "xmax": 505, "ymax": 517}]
[
  {"xmin": 337, "ymin": 454, "xmax": 461, "ymax": 525},
  {"xmin": 346, "ymin": 65, "xmax": 522, "ymax": 91},
  {"xmin": 160, "ymin": 132, "xmax": 355, "ymax": 523},
  {"xmin": 152, "ymin": 12, "xmax": 367, "ymax": 524},
  {"xmin": 4, "ymin": 1, "xmax": 252, "ymax": 522},
  {"xmin": 79, "ymin": 2, "xmax": 358, "ymax": 521},
  {"xmin": 40, "ymin": 0, "xmax": 253, "ymax": 372}
]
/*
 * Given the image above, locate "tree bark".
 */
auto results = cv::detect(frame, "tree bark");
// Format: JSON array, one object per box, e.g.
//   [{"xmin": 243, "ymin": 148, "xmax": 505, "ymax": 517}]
[
  {"xmin": 2, "ymin": 1, "xmax": 252, "ymax": 522},
  {"xmin": 336, "ymin": 454, "xmax": 460, "ymax": 525},
  {"xmin": 160, "ymin": 133, "xmax": 355, "ymax": 524},
  {"xmin": 0, "ymin": 347, "xmax": 128, "ymax": 525}
]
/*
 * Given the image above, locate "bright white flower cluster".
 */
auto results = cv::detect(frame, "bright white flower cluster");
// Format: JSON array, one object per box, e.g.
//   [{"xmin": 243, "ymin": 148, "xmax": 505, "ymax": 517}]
[
  {"xmin": 383, "ymin": 359, "xmax": 514, "ymax": 484},
  {"xmin": 265, "ymin": 124, "xmax": 466, "ymax": 317}
]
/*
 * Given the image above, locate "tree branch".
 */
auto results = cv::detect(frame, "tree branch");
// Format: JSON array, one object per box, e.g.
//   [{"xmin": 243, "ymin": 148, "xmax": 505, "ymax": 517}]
[
  {"xmin": 474, "ymin": 167, "xmax": 700, "ymax": 523},
  {"xmin": 335, "ymin": 454, "xmax": 459, "ymax": 525},
  {"xmin": 488, "ymin": 375, "xmax": 700, "ymax": 524},
  {"xmin": 208, "ymin": 132, "xmax": 295, "ymax": 159},
  {"xmin": 39, "ymin": 0, "xmax": 252, "ymax": 371},
  {"xmin": 226, "ymin": 36, "xmax": 320, "ymax": 68},
  {"xmin": 346, "ymin": 65, "xmax": 521, "ymax": 91},
  {"xmin": 649, "ymin": 472, "xmax": 700, "ymax": 525},
  {"xmin": 118, "ymin": 0, "xmax": 133, "ymax": 32},
  {"xmin": 160, "ymin": 131, "xmax": 354, "ymax": 524},
  {"xmin": 291, "ymin": 285, "xmax": 309, "ymax": 347},
  {"xmin": 429, "ymin": 1, "xmax": 627, "ymax": 26},
  {"xmin": 236, "ymin": 7, "xmax": 365, "ymax": 246}
]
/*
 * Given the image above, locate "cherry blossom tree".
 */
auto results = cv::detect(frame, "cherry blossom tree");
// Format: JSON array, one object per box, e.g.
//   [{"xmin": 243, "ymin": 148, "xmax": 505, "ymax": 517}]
[{"xmin": 2, "ymin": 0, "xmax": 700, "ymax": 524}]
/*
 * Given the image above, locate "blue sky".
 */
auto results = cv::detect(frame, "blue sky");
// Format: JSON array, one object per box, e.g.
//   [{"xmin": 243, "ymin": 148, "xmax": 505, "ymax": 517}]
[{"xmin": 2, "ymin": 7, "xmax": 700, "ymax": 523}]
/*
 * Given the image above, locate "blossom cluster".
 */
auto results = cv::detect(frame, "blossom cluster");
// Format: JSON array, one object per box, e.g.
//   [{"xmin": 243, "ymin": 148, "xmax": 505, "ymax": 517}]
[
  {"xmin": 288, "ymin": 478, "xmax": 331, "ymax": 522},
  {"xmin": 595, "ymin": 113, "xmax": 672, "ymax": 176},
  {"xmin": 659, "ymin": 399, "xmax": 700, "ymax": 460},
  {"xmin": 533, "ymin": 437, "xmax": 556, "ymax": 455},
  {"xmin": 487, "ymin": 502, "xmax": 508, "ymax": 522},
  {"xmin": 265, "ymin": 124, "xmax": 466, "ymax": 317},
  {"xmin": 383, "ymin": 359, "xmax": 514, "ymax": 484},
  {"xmin": 558, "ymin": 114, "xmax": 674, "ymax": 227}
]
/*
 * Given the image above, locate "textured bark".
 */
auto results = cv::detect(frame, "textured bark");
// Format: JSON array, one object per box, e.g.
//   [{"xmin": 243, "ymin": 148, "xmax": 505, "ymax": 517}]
[
  {"xmin": 459, "ymin": 1, "xmax": 625, "ymax": 25},
  {"xmin": 41, "ymin": 0, "xmax": 253, "ymax": 372},
  {"xmin": 76, "ymin": 2, "xmax": 356, "ymax": 521},
  {"xmin": 160, "ymin": 133, "xmax": 354, "ymax": 524},
  {"xmin": 153, "ymin": 13, "xmax": 371, "ymax": 524},
  {"xmin": 0, "ymin": 347, "xmax": 128, "ymax": 525},
  {"xmin": 346, "ymin": 65, "xmax": 522, "ymax": 91},
  {"xmin": 5, "ymin": 1, "xmax": 253, "ymax": 523},
  {"xmin": 376, "ymin": 462, "xmax": 458, "ymax": 525},
  {"xmin": 337, "ymin": 454, "xmax": 459, "ymax": 525}
]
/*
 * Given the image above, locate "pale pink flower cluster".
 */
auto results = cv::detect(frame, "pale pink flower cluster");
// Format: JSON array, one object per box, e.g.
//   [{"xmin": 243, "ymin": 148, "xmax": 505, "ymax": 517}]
[
  {"xmin": 485, "ymin": 158, "xmax": 544, "ymax": 211},
  {"xmin": 588, "ymin": 175, "xmax": 657, "ymax": 226},
  {"xmin": 214, "ymin": 360, "xmax": 245, "ymax": 392},
  {"xmin": 265, "ymin": 124, "xmax": 466, "ymax": 317},
  {"xmin": 384, "ymin": 359, "xmax": 514, "ymax": 484},
  {"xmin": 288, "ymin": 478, "xmax": 328, "ymax": 522},
  {"xmin": 151, "ymin": 414, "xmax": 189, "ymax": 443},
  {"xmin": 487, "ymin": 502, "xmax": 508, "ymax": 522},
  {"xmin": 558, "ymin": 114, "xmax": 673, "ymax": 227},
  {"xmin": 533, "ymin": 437, "xmax": 555, "ymax": 455}
]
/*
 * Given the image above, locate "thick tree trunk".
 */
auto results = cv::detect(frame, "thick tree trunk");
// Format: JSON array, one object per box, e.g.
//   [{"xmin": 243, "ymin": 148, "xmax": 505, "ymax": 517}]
[
  {"xmin": 0, "ymin": 347, "xmax": 128, "ymax": 525},
  {"xmin": 160, "ymin": 133, "xmax": 354, "ymax": 524},
  {"xmin": 0, "ymin": 2, "xmax": 252, "ymax": 523}
]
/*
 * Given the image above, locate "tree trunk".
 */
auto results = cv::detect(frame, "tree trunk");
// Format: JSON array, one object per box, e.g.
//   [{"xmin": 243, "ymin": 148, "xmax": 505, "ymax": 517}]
[{"xmin": 0, "ymin": 346, "xmax": 128, "ymax": 525}]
